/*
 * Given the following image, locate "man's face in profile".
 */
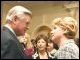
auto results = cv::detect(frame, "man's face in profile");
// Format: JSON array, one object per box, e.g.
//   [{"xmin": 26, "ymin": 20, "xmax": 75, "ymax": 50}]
[{"xmin": 14, "ymin": 14, "xmax": 31, "ymax": 36}]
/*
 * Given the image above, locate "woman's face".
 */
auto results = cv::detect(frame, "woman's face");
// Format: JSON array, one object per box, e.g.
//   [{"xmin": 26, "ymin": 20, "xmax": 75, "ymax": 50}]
[
  {"xmin": 19, "ymin": 35, "xmax": 27, "ymax": 45},
  {"xmin": 50, "ymin": 25, "xmax": 64, "ymax": 44},
  {"xmin": 37, "ymin": 39, "xmax": 47, "ymax": 51},
  {"xmin": 47, "ymin": 42, "xmax": 53, "ymax": 52}
]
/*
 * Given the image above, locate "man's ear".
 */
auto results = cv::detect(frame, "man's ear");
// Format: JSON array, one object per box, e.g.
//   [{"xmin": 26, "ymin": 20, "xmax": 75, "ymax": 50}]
[
  {"xmin": 12, "ymin": 16, "xmax": 18, "ymax": 24},
  {"xmin": 13, "ymin": 15, "xmax": 18, "ymax": 21}
]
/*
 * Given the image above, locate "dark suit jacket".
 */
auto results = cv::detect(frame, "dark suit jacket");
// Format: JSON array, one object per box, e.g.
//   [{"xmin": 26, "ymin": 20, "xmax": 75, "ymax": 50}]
[{"xmin": 1, "ymin": 26, "xmax": 27, "ymax": 59}]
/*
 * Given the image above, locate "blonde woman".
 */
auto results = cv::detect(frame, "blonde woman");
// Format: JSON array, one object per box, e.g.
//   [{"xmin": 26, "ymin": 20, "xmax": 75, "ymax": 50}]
[
  {"xmin": 18, "ymin": 33, "xmax": 34, "ymax": 59},
  {"xmin": 50, "ymin": 17, "xmax": 79, "ymax": 59}
]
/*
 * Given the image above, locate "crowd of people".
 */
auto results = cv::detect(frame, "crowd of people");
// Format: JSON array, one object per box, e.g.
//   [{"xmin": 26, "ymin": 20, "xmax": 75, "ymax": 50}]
[{"xmin": 1, "ymin": 5, "xmax": 79, "ymax": 59}]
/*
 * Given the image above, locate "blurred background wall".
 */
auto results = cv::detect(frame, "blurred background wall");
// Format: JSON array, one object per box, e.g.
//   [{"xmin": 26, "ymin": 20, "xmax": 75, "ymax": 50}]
[{"xmin": 1, "ymin": 1, "xmax": 79, "ymax": 39}]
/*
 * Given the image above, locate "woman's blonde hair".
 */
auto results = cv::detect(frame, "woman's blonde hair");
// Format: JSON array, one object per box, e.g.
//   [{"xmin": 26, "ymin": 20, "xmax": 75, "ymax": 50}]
[
  {"xmin": 18, "ymin": 33, "xmax": 33, "ymax": 48},
  {"xmin": 25, "ymin": 33, "xmax": 33, "ymax": 48},
  {"xmin": 52, "ymin": 17, "xmax": 78, "ymax": 39}
]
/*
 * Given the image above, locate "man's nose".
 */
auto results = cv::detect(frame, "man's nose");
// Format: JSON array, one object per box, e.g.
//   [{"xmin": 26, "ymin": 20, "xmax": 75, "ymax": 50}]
[
  {"xmin": 50, "ymin": 31, "xmax": 53, "ymax": 35},
  {"xmin": 26, "ymin": 27, "xmax": 29, "ymax": 30}
]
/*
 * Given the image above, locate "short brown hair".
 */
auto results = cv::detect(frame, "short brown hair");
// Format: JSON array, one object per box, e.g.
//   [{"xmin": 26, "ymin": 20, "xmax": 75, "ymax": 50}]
[{"xmin": 35, "ymin": 34, "xmax": 48, "ymax": 46}]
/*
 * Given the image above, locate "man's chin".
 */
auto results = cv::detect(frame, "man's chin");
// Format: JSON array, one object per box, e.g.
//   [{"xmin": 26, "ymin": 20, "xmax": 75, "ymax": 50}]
[
  {"xmin": 51, "ymin": 38, "xmax": 54, "ymax": 42},
  {"xmin": 17, "ymin": 33, "xmax": 25, "ymax": 36},
  {"xmin": 21, "ymin": 32, "xmax": 25, "ymax": 35}
]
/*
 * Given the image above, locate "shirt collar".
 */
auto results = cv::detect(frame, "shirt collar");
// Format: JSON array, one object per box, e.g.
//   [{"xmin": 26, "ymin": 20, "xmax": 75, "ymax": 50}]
[{"xmin": 4, "ymin": 24, "xmax": 16, "ymax": 36}]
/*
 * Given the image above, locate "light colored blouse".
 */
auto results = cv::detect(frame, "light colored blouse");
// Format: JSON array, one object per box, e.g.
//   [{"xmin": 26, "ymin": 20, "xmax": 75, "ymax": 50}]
[
  {"xmin": 54, "ymin": 39, "xmax": 79, "ymax": 59},
  {"xmin": 32, "ymin": 52, "xmax": 55, "ymax": 59}
]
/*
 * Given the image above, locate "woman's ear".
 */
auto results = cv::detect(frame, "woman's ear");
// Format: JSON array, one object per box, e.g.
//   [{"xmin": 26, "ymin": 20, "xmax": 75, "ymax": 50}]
[{"xmin": 63, "ymin": 29, "xmax": 68, "ymax": 34}]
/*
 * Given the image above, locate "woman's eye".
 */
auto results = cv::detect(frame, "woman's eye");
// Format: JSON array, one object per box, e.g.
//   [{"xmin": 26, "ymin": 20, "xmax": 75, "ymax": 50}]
[{"xmin": 37, "ymin": 41, "xmax": 40, "ymax": 43}]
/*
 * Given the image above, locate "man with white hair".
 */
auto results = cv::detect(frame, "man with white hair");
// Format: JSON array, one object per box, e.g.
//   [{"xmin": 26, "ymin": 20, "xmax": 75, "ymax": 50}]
[{"xmin": 1, "ymin": 6, "xmax": 32, "ymax": 59}]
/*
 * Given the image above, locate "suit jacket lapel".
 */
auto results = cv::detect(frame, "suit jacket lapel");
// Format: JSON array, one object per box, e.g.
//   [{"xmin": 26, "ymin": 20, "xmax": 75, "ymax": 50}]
[{"xmin": 2, "ymin": 26, "xmax": 24, "ymax": 55}]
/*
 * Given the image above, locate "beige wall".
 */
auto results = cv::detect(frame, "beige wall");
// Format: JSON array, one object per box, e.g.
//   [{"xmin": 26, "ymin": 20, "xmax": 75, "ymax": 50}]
[{"xmin": 1, "ymin": 1, "xmax": 79, "ymax": 39}]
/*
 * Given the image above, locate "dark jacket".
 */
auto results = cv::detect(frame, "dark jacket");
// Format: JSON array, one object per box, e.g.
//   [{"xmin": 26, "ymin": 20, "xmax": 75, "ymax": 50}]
[{"xmin": 1, "ymin": 26, "xmax": 27, "ymax": 59}]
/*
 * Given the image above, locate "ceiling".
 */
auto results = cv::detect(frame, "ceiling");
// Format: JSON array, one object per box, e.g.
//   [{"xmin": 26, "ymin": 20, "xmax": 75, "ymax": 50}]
[
  {"xmin": 1, "ymin": 1, "xmax": 78, "ymax": 10},
  {"xmin": 1, "ymin": 1, "xmax": 78, "ymax": 16},
  {"xmin": 1, "ymin": 1, "xmax": 66, "ymax": 10}
]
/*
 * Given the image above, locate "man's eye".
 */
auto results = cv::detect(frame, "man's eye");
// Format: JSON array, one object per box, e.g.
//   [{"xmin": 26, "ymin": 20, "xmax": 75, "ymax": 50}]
[{"xmin": 54, "ymin": 27, "xmax": 56, "ymax": 29}]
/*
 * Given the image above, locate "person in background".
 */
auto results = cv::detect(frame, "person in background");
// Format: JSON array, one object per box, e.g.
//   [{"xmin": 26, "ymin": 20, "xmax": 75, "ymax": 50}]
[
  {"xmin": 1, "ymin": 6, "xmax": 32, "ymax": 59},
  {"xmin": 50, "ymin": 17, "xmax": 79, "ymax": 59},
  {"xmin": 47, "ymin": 39, "xmax": 58, "ymax": 57},
  {"xmin": 18, "ymin": 33, "xmax": 34, "ymax": 59},
  {"xmin": 31, "ymin": 39, "xmax": 37, "ymax": 53},
  {"xmin": 74, "ymin": 38, "xmax": 79, "ymax": 48},
  {"xmin": 32, "ymin": 34, "xmax": 54, "ymax": 59}
]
